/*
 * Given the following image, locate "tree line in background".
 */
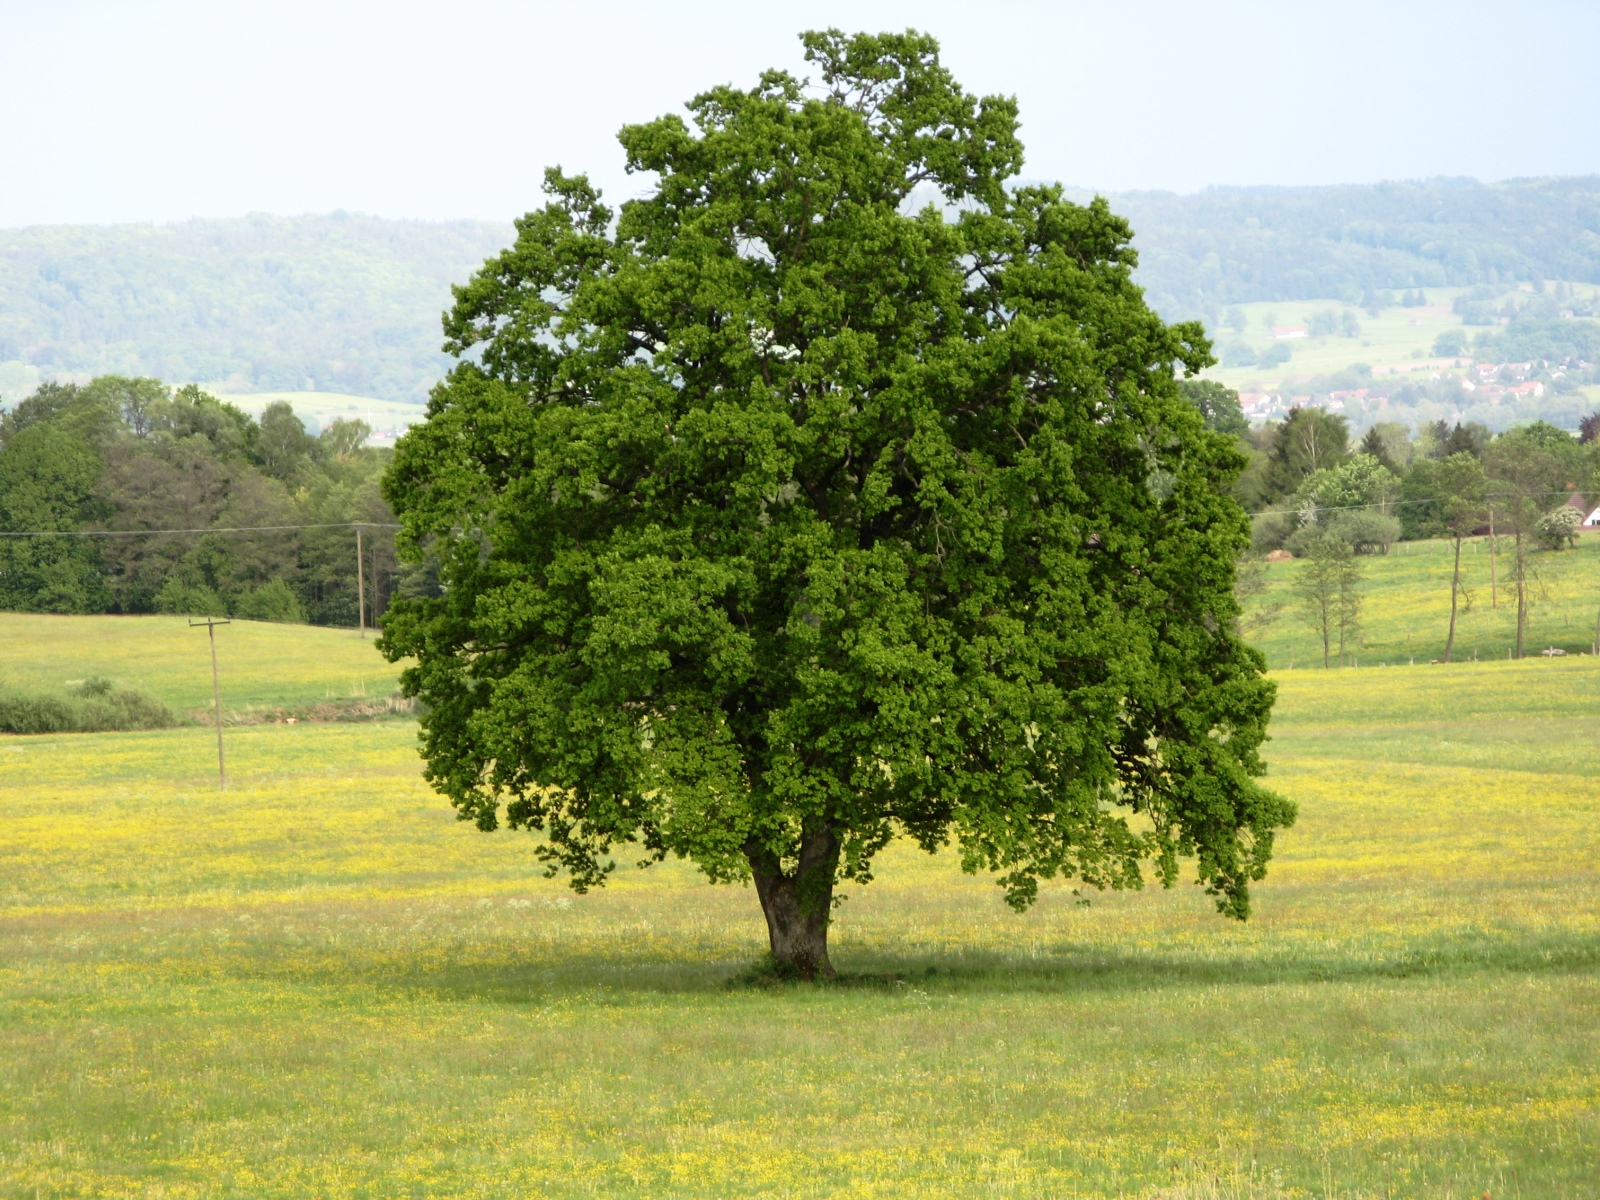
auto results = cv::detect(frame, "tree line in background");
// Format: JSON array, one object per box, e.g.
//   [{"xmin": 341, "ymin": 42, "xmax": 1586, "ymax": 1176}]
[
  {"xmin": 1115, "ymin": 175, "xmax": 1600, "ymax": 323},
  {"xmin": 1184, "ymin": 378, "xmax": 1600, "ymax": 663},
  {"xmin": 5, "ymin": 178, "xmax": 1600, "ymax": 406},
  {"xmin": 0, "ymin": 214, "xmax": 510, "ymax": 405},
  {"xmin": 5, "ymin": 365, "xmax": 1596, "ymax": 658},
  {"xmin": 0, "ymin": 376, "xmax": 425, "ymax": 625}
]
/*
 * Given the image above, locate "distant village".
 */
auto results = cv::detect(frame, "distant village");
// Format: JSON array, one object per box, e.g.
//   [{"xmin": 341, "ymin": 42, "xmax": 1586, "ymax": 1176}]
[{"xmin": 1239, "ymin": 337, "xmax": 1592, "ymax": 427}]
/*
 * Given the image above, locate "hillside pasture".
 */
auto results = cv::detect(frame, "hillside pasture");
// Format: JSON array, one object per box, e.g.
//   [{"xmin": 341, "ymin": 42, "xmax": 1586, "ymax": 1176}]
[
  {"xmin": 0, "ymin": 613, "xmax": 402, "ymax": 717},
  {"xmin": 1202, "ymin": 288, "xmax": 1480, "ymax": 394},
  {"xmin": 1244, "ymin": 529, "xmax": 1600, "ymax": 670},
  {"xmin": 0, "ymin": 617, "xmax": 1596, "ymax": 1196}
]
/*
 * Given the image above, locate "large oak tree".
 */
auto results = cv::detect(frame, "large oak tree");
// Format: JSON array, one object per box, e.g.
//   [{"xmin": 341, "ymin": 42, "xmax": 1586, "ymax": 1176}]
[{"xmin": 380, "ymin": 30, "xmax": 1292, "ymax": 978}]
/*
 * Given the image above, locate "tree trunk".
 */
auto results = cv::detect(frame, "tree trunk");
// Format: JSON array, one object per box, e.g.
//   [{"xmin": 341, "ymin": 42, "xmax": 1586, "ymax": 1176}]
[
  {"xmin": 1514, "ymin": 531, "xmax": 1526, "ymax": 660},
  {"xmin": 747, "ymin": 825, "xmax": 839, "ymax": 980},
  {"xmin": 1489, "ymin": 511, "xmax": 1497, "ymax": 609},
  {"xmin": 1318, "ymin": 589, "xmax": 1331, "ymax": 669},
  {"xmin": 1444, "ymin": 536, "xmax": 1461, "ymax": 663}
]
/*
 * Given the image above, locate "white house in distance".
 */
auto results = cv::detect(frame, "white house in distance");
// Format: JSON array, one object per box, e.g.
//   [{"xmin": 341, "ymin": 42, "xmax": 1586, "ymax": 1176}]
[{"xmin": 1583, "ymin": 504, "xmax": 1600, "ymax": 529}]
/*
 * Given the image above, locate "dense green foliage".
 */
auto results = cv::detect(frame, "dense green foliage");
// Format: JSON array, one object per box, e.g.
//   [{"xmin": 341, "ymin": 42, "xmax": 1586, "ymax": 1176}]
[
  {"xmin": 0, "ymin": 675, "xmax": 173, "ymax": 733},
  {"xmin": 1176, "ymin": 378, "xmax": 1247, "ymax": 436},
  {"xmin": 0, "ymin": 213, "xmax": 510, "ymax": 404},
  {"xmin": 382, "ymin": 30, "xmax": 1291, "ymax": 975},
  {"xmin": 0, "ymin": 375, "xmax": 406, "ymax": 624}
]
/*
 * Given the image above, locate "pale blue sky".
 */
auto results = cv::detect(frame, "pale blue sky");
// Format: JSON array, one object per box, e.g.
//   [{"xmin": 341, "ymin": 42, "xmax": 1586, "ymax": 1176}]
[{"xmin": 2, "ymin": 0, "xmax": 1597, "ymax": 228}]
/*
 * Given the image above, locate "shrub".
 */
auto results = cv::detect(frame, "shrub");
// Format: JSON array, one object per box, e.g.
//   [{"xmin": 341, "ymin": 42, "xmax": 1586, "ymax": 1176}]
[
  {"xmin": 1251, "ymin": 510, "xmax": 1296, "ymax": 553},
  {"xmin": 154, "ymin": 578, "xmax": 227, "ymax": 616},
  {"xmin": 1221, "ymin": 339, "xmax": 1257, "ymax": 369},
  {"xmin": 1536, "ymin": 505, "xmax": 1582, "ymax": 550},
  {"xmin": 0, "ymin": 681, "xmax": 176, "ymax": 733},
  {"xmin": 1326, "ymin": 510, "xmax": 1402, "ymax": 555},
  {"xmin": 0, "ymin": 693, "xmax": 76, "ymax": 733},
  {"xmin": 234, "ymin": 579, "xmax": 307, "ymax": 623},
  {"xmin": 1285, "ymin": 523, "xmax": 1331, "ymax": 559},
  {"xmin": 1286, "ymin": 512, "xmax": 1399, "ymax": 558}
]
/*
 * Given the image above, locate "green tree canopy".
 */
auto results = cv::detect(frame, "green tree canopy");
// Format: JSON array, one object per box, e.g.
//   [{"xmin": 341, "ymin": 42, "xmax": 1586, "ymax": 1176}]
[
  {"xmin": 1485, "ymin": 424, "xmax": 1579, "ymax": 658},
  {"xmin": 1177, "ymin": 379, "xmax": 1248, "ymax": 438},
  {"xmin": 1264, "ymin": 407, "xmax": 1349, "ymax": 501},
  {"xmin": 380, "ymin": 29, "xmax": 1292, "ymax": 977},
  {"xmin": 0, "ymin": 424, "xmax": 109, "ymax": 612},
  {"xmin": 1290, "ymin": 453, "xmax": 1399, "ymax": 522},
  {"xmin": 1356, "ymin": 424, "xmax": 1404, "ymax": 476},
  {"xmin": 0, "ymin": 376, "xmax": 403, "ymax": 625},
  {"xmin": 0, "ymin": 381, "xmax": 120, "ymax": 448}
]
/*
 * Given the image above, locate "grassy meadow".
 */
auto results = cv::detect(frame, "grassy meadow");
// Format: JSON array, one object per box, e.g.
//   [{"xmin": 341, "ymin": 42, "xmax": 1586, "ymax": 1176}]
[
  {"xmin": 1, "ymin": 613, "xmax": 1598, "ymax": 1197},
  {"xmin": 1200, "ymin": 288, "xmax": 1481, "ymax": 396},
  {"xmin": 1245, "ymin": 528, "xmax": 1600, "ymax": 670},
  {"xmin": 0, "ymin": 613, "xmax": 401, "ymax": 718}
]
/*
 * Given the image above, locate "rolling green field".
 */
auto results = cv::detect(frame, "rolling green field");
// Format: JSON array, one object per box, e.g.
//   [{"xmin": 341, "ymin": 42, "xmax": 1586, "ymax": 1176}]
[
  {"xmin": 0, "ymin": 614, "xmax": 401, "ymax": 717},
  {"xmin": 1201, "ymin": 288, "xmax": 1482, "ymax": 395},
  {"xmin": 1245, "ymin": 529, "xmax": 1600, "ymax": 670},
  {"xmin": 1, "ymin": 615, "xmax": 1597, "ymax": 1197}
]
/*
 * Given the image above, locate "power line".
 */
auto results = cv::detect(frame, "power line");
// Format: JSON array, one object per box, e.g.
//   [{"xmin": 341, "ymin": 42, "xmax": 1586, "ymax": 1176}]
[
  {"xmin": 0, "ymin": 521, "xmax": 401, "ymax": 539},
  {"xmin": 0, "ymin": 487, "xmax": 1592, "ymax": 536},
  {"xmin": 1253, "ymin": 487, "xmax": 1592, "ymax": 519}
]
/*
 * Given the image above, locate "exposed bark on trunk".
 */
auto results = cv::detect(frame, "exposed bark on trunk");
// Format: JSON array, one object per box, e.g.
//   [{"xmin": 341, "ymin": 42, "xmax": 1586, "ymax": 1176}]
[
  {"xmin": 1514, "ymin": 531, "xmax": 1526, "ymax": 660},
  {"xmin": 1489, "ymin": 511, "xmax": 1497, "ymax": 610},
  {"xmin": 1444, "ymin": 536, "xmax": 1462, "ymax": 663},
  {"xmin": 747, "ymin": 825, "xmax": 839, "ymax": 980}
]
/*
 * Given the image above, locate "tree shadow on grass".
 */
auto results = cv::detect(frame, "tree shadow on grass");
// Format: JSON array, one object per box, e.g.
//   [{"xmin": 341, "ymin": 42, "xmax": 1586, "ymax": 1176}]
[
  {"xmin": 218, "ymin": 926, "xmax": 1600, "ymax": 1006},
  {"xmin": 827, "ymin": 931, "xmax": 1600, "ymax": 995}
]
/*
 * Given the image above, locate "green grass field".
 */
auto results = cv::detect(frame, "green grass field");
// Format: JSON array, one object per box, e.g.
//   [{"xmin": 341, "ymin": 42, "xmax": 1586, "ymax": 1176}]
[
  {"xmin": 0, "ymin": 614, "xmax": 401, "ymax": 717},
  {"xmin": 1201, "ymin": 289, "xmax": 1482, "ymax": 396},
  {"xmin": 1246, "ymin": 529, "xmax": 1600, "ymax": 670},
  {"xmin": 1, "ymin": 614, "xmax": 1597, "ymax": 1197}
]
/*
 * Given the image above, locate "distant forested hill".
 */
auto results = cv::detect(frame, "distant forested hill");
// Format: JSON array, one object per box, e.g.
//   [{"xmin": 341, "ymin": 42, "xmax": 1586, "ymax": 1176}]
[
  {"xmin": 0, "ymin": 213, "xmax": 511, "ymax": 403},
  {"xmin": 3, "ymin": 178, "xmax": 1599, "ymax": 403},
  {"xmin": 1103, "ymin": 175, "xmax": 1600, "ymax": 320}
]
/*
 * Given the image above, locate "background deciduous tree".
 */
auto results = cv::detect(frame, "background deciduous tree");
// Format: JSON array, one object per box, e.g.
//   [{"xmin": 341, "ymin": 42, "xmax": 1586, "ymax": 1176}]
[
  {"xmin": 1177, "ymin": 379, "xmax": 1248, "ymax": 438},
  {"xmin": 0, "ymin": 377, "xmax": 407, "ymax": 624},
  {"xmin": 1265, "ymin": 407, "xmax": 1349, "ymax": 500},
  {"xmin": 1292, "ymin": 531, "xmax": 1362, "ymax": 668},
  {"xmin": 0, "ymin": 423, "xmax": 109, "ymax": 612},
  {"xmin": 379, "ymin": 29, "xmax": 1292, "ymax": 979},
  {"xmin": 1434, "ymin": 452, "xmax": 1486, "ymax": 663},
  {"xmin": 1484, "ymin": 423, "xmax": 1576, "ymax": 659}
]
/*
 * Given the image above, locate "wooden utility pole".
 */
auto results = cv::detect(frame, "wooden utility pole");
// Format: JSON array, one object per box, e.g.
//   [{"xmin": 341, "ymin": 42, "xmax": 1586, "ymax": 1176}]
[
  {"xmin": 370, "ymin": 533, "xmax": 380, "ymax": 629},
  {"xmin": 190, "ymin": 617, "xmax": 231, "ymax": 789},
  {"xmin": 356, "ymin": 526, "xmax": 366, "ymax": 638}
]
